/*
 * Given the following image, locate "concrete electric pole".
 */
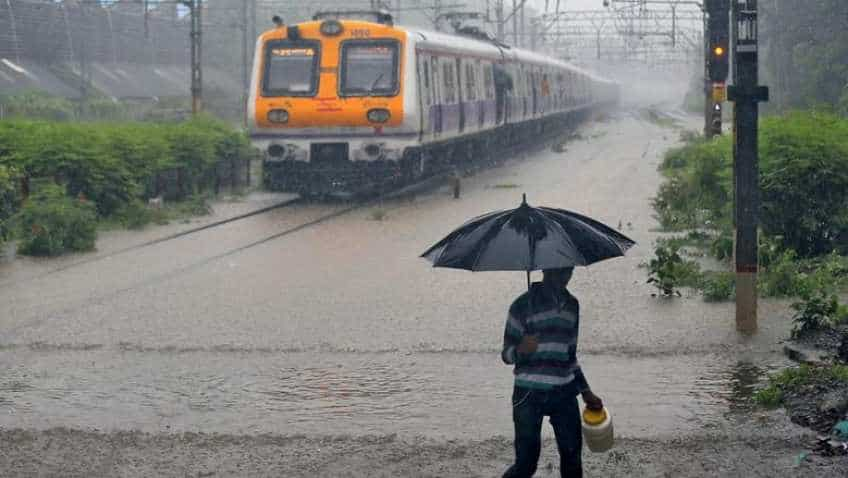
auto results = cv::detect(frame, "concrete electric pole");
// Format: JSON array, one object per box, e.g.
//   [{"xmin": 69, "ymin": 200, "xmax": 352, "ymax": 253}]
[
  {"xmin": 183, "ymin": 0, "xmax": 203, "ymax": 115},
  {"xmin": 728, "ymin": 0, "xmax": 768, "ymax": 333}
]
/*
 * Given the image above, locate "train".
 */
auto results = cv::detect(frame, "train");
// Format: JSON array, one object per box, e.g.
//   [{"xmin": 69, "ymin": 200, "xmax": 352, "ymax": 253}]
[{"xmin": 248, "ymin": 11, "xmax": 619, "ymax": 197}]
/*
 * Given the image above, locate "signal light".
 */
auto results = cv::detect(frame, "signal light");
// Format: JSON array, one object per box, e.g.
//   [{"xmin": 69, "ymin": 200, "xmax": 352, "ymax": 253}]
[{"xmin": 709, "ymin": 40, "xmax": 729, "ymax": 82}]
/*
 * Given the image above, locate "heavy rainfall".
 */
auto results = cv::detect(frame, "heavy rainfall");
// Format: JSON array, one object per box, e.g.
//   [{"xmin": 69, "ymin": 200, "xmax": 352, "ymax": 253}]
[{"xmin": 1, "ymin": 0, "xmax": 847, "ymax": 477}]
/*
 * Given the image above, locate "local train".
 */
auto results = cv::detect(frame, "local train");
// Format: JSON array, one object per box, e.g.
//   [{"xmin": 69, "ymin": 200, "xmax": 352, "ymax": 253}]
[{"xmin": 248, "ymin": 11, "xmax": 619, "ymax": 196}]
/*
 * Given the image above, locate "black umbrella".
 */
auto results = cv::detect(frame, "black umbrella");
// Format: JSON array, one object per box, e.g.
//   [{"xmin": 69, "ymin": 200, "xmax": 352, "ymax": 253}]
[{"xmin": 421, "ymin": 194, "xmax": 635, "ymax": 300}]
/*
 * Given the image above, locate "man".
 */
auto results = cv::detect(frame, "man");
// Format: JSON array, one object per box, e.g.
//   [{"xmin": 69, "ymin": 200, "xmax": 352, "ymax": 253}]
[{"xmin": 501, "ymin": 267, "xmax": 603, "ymax": 478}]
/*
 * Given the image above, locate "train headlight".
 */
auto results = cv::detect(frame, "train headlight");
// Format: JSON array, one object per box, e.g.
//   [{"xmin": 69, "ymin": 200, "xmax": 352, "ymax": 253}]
[
  {"xmin": 267, "ymin": 109, "xmax": 289, "ymax": 124},
  {"xmin": 367, "ymin": 108, "xmax": 391, "ymax": 123},
  {"xmin": 320, "ymin": 20, "xmax": 344, "ymax": 36}
]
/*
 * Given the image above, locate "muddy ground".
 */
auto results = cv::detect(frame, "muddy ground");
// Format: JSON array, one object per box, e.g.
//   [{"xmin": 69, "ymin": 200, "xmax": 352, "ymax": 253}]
[{"xmin": 1, "ymin": 422, "xmax": 846, "ymax": 478}]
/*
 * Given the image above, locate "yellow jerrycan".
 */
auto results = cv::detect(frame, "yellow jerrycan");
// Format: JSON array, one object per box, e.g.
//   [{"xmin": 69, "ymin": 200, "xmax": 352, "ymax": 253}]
[{"xmin": 581, "ymin": 407, "xmax": 614, "ymax": 452}]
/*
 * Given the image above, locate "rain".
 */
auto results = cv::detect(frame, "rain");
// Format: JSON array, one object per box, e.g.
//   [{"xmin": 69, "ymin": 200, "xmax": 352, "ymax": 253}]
[{"xmin": 1, "ymin": 0, "xmax": 847, "ymax": 476}]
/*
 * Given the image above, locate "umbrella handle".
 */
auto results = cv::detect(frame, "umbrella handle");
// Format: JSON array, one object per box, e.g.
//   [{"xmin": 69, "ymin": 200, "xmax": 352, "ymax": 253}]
[{"xmin": 525, "ymin": 270, "xmax": 533, "ymax": 333}]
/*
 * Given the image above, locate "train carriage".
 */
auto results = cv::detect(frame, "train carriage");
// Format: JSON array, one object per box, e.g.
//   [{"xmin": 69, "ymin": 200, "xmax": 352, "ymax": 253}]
[{"xmin": 248, "ymin": 11, "xmax": 619, "ymax": 196}]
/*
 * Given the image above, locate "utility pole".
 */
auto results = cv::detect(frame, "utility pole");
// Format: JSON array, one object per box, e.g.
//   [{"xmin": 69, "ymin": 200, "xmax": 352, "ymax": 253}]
[
  {"xmin": 183, "ymin": 0, "xmax": 203, "ymax": 116},
  {"xmin": 242, "ymin": 0, "xmax": 250, "ymax": 127},
  {"xmin": 512, "ymin": 0, "xmax": 518, "ymax": 45},
  {"xmin": 496, "ymin": 0, "xmax": 505, "ymax": 41},
  {"xmin": 728, "ymin": 0, "xmax": 768, "ymax": 333},
  {"xmin": 519, "ymin": 0, "xmax": 525, "ymax": 47}
]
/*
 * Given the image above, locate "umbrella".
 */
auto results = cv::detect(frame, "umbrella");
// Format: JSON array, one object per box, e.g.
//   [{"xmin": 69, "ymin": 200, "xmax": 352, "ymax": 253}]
[
  {"xmin": 422, "ymin": 194, "xmax": 635, "ymax": 271},
  {"xmin": 421, "ymin": 194, "xmax": 636, "ymax": 307}
]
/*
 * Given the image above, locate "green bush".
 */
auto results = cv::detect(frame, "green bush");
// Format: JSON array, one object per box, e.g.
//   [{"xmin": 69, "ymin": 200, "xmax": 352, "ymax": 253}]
[
  {"xmin": 655, "ymin": 112, "xmax": 848, "ymax": 257},
  {"xmin": 647, "ymin": 243, "xmax": 703, "ymax": 296},
  {"xmin": 0, "ymin": 164, "xmax": 20, "ymax": 242},
  {"xmin": 0, "ymin": 91, "xmax": 75, "ymax": 121},
  {"xmin": 701, "ymin": 272, "xmax": 736, "ymax": 302},
  {"xmin": 0, "ymin": 117, "xmax": 255, "ymax": 225},
  {"xmin": 112, "ymin": 200, "xmax": 155, "ymax": 230},
  {"xmin": 15, "ymin": 184, "xmax": 97, "ymax": 256},
  {"xmin": 759, "ymin": 112, "xmax": 848, "ymax": 256},
  {"xmin": 654, "ymin": 135, "xmax": 732, "ymax": 231},
  {"xmin": 790, "ymin": 290, "xmax": 848, "ymax": 339}
]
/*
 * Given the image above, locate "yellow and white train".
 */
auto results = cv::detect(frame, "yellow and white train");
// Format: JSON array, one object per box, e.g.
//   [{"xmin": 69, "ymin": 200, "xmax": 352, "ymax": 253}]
[{"xmin": 248, "ymin": 11, "xmax": 619, "ymax": 196}]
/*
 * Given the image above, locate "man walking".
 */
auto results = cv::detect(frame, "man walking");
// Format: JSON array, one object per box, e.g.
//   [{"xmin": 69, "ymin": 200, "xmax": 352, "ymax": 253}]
[{"xmin": 501, "ymin": 267, "xmax": 603, "ymax": 478}]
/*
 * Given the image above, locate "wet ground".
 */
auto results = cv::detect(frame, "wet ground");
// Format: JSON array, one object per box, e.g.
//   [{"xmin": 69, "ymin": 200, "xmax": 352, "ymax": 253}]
[{"xmin": 2, "ymin": 110, "xmax": 846, "ymax": 476}]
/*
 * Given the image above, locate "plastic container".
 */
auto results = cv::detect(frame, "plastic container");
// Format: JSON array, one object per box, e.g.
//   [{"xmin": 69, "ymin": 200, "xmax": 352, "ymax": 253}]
[{"xmin": 581, "ymin": 407, "xmax": 614, "ymax": 452}]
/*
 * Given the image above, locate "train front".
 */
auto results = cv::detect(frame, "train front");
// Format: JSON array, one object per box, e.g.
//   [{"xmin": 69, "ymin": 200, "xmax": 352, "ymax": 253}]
[{"xmin": 248, "ymin": 15, "xmax": 419, "ymax": 196}]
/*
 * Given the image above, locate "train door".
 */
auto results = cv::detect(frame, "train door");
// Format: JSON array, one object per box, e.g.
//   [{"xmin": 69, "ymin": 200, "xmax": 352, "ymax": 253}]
[
  {"xmin": 417, "ymin": 53, "xmax": 434, "ymax": 138},
  {"xmin": 531, "ymin": 69, "xmax": 538, "ymax": 116},
  {"xmin": 456, "ymin": 58, "xmax": 465, "ymax": 133},
  {"xmin": 431, "ymin": 56, "xmax": 442, "ymax": 136},
  {"xmin": 493, "ymin": 63, "xmax": 509, "ymax": 125},
  {"xmin": 476, "ymin": 61, "xmax": 486, "ymax": 129}
]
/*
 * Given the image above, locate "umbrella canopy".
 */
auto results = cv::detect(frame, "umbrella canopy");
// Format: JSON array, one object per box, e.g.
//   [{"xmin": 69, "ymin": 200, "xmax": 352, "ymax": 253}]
[{"xmin": 421, "ymin": 195, "xmax": 636, "ymax": 272}]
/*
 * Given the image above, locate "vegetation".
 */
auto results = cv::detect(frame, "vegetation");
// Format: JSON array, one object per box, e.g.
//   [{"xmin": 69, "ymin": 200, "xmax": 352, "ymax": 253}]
[
  {"xmin": 0, "ymin": 164, "xmax": 20, "ymax": 243},
  {"xmin": 646, "ymin": 243, "xmax": 702, "ymax": 296},
  {"xmin": 790, "ymin": 290, "xmax": 848, "ymax": 339},
  {"xmin": 651, "ymin": 112, "xmax": 848, "ymax": 304},
  {"xmin": 0, "ymin": 90, "xmax": 244, "ymax": 124},
  {"xmin": 15, "ymin": 184, "xmax": 97, "ymax": 256},
  {"xmin": 761, "ymin": 0, "xmax": 848, "ymax": 116},
  {"xmin": 0, "ymin": 116, "xmax": 256, "ymax": 255},
  {"xmin": 753, "ymin": 363, "xmax": 848, "ymax": 408}
]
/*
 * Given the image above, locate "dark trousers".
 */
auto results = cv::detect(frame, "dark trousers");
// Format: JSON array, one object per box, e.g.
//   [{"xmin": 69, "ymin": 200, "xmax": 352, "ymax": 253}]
[{"xmin": 503, "ymin": 385, "xmax": 583, "ymax": 478}]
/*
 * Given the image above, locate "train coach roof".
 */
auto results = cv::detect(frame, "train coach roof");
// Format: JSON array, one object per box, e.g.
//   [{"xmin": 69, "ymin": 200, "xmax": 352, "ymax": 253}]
[{"xmin": 402, "ymin": 24, "xmax": 611, "ymax": 79}]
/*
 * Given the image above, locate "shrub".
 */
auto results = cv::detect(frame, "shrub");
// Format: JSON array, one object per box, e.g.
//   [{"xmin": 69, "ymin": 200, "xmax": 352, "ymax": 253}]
[
  {"xmin": 647, "ymin": 243, "xmax": 702, "ymax": 296},
  {"xmin": 790, "ymin": 290, "xmax": 848, "ymax": 339},
  {"xmin": 0, "ymin": 91, "xmax": 75, "ymax": 121},
  {"xmin": 15, "ymin": 184, "xmax": 97, "ymax": 256},
  {"xmin": 0, "ymin": 164, "xmax": 20, "ymax": 242},
  {"xmin": 701, "ymin": 272, "xmax": 736, "ymax": 302},
  {"xmin": 655, "ymin": 112, "xmax": 848, "ymax": 259},
  {"xmin": 112, "ymin": 200, "xmax": 154, "ymax": 230},
  {"xmin": 759, "ymin": 112, "xmax": 848, "ymax": 256}
]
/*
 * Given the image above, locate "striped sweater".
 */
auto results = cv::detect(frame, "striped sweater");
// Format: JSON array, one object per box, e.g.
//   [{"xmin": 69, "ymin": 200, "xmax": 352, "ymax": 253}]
[{"xmin": 502, "ymin": 283, "xmax": 590, "ymax": 392}]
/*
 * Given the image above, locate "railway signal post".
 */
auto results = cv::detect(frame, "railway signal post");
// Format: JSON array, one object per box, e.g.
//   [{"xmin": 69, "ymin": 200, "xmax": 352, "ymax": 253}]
[
  {"xmin": 728, "ymin": 0, "xmax": 768, "ymax": 333},
  {"xmin": 705, "ymin": 0, "xmax": 729, "ymax": 138}
]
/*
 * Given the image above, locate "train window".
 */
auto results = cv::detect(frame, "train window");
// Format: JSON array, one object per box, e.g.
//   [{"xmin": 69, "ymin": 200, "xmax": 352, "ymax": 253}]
[
  {"xmin": 262, "ymin": 40, "xmax": 320, "ymax": 97},
  {"xmin": 443, "ymin": 61, "xmax": 456, "ymax": 103},
  {"xmin": 339, "ymin": 40, "xmax": 400, "ymax": 97},
  {"xmin": 484, "ymin": 64, "xmax": 494, "ymax": 100},
  {"xmin": 464, "ymin": 63, "xmax": 476, "ymax": 101}
]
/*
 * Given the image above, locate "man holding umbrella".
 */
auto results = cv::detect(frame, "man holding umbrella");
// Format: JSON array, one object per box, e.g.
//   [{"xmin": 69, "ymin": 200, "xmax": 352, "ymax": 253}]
[
  {"xmin": 501, "ymin": 267, "xmax": 602, "ymax": 478},
  {"xmin": 421, "ymin": 195, "xmax": 634, "ymax": 478}
]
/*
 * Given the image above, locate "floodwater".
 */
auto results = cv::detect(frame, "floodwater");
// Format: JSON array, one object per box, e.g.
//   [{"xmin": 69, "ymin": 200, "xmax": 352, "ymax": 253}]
[{"xmin": 0, "ymin": 111, "xmax": 798, "ymax": 442}]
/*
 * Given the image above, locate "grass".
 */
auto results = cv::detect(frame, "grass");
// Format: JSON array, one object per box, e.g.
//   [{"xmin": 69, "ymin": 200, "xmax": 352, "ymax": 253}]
[{"xmin": 753, "ymin": 364, "xmax": 848, "ymax": 408}]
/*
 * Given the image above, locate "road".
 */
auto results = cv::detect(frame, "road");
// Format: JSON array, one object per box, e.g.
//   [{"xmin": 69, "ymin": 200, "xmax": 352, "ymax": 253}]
[{"xmin": 1, "ymin": 110, "xmax": 844, "ymax": 477}]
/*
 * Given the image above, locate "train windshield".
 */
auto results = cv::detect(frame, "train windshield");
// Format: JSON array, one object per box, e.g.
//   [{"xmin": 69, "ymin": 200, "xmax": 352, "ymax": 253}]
[
  {"xmin": 340, "ymin": 40, "xmax": 400, "ymax": 97},
  {"xmin": 263, "ymin": 40, "xmax": 320, "ymax": 97}
]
